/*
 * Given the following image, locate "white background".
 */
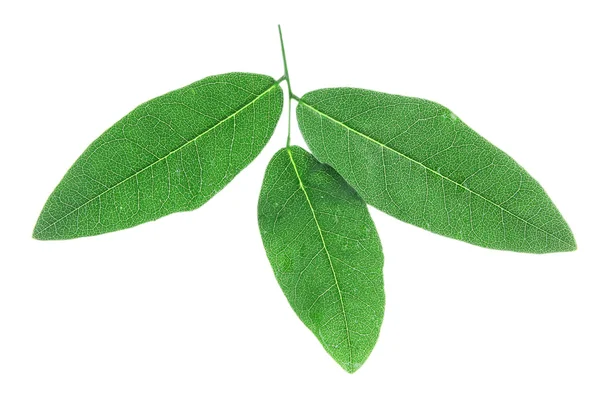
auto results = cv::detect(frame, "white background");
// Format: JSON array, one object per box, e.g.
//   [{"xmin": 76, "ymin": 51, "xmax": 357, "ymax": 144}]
[{"xmin": 1, "ymin": 1, "xmax": 599, "ymax": 393}]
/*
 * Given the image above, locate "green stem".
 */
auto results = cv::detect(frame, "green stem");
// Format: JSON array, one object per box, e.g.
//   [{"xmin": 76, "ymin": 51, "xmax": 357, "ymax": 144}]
[
  {"xmin": 286, "ymin": 96, "xmax": 292, "ymax": 148},
  {"xmin": 278, "ymin": 25, "xmax": 293, "ymax": 148},
  {"xmin": 278, "ymin": 25, "xmax": 292, "ymax": 94}
]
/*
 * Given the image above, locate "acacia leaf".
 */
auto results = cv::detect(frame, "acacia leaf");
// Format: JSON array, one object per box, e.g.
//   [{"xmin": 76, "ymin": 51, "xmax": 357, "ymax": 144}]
[
  {"xmin": 34, "ymin": 73, "xmax": 283, "ymax": 240},
  {"xmin": 297, "ymin": 88, "xmax": 575, "ymax": 253},
  {"xmin": 258, "ymin": 146, "xmax": 385, "ymax": 373}
]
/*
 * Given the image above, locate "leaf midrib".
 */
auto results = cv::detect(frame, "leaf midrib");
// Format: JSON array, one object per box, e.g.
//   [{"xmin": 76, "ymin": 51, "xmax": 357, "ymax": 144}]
[
  {"xmin": 35, "ymin": 82, "xmax": 279, "ymax": 237},
  {"xmin": 286, "ymin": 148, "xmax": 353, "ymax": 365},
  {"xmin": 299, "ymin": 101, "xmax": 575, "ymax": 250}
]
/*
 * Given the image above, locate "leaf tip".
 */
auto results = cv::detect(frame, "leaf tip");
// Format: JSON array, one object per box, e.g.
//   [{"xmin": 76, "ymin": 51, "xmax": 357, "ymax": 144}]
[
  {"xmin": 340, "ymin": 360, "xmax": 364, "ymax": 374},
  {"xmin": 31, "ymin": 226, "xmax": 45, "ymax": 241},
  {"xmin": 560, "ymin": 228, "xmax": 577, "ymax": 252},
  {"xmin": 32, "ymin": 217, "xmax": 52, "ymax": 241},
  {"xmin": 31, "ymin": 221, "xmax": 42, "ymax": 240}
]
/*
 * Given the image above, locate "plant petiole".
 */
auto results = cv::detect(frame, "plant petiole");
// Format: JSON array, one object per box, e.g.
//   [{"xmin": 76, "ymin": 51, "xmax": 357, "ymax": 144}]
[{"xmin": 278, "ymin": 25, "xmax": 294, "ymax": 148}]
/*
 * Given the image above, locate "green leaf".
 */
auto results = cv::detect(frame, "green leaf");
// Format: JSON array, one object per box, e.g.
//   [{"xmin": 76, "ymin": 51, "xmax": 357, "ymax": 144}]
[
  {"xmin": 297, "ymin": 88, "xmax": 575, "ymax": 253},
  {"xmin": 258, "ymin": 146, "xmax": 385, "ymax": 373},
  {"xmin": 34, "ymin": 72, "xmax": 283, "ymax": 240}
]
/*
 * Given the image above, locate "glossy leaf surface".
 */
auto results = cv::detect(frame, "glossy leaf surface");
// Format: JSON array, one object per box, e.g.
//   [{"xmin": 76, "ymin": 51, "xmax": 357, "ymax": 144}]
[
  {"xmin": 297, "ymin": 88, "xmax": 575, "ymax": 253},
  {"xmin": 34, "ymin": 73, "xmax": 283, "ymax": 239},
  {"xmin": 258, "ymin": 146, "xmax": 385, "ymax": 373}
]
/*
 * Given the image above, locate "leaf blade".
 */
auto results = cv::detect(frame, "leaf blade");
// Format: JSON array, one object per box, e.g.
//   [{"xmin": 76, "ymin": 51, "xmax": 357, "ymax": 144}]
[
  {"xmin": 258, "ymin": 146, "xmax": 385, "ymax": 373},
  {"xmin": 34, "ymin": 72, "xmax": 283, "ymax": 240},
  {"xmin": 297, "ymin": 88, "xmax": 575, "ymax": 253}
]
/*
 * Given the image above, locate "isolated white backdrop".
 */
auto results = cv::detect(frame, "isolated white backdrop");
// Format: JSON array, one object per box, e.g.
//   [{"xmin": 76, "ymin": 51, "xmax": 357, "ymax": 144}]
[{"xmin": 1, "ymin": 1, "xmax": 599, "ymax": 393}]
